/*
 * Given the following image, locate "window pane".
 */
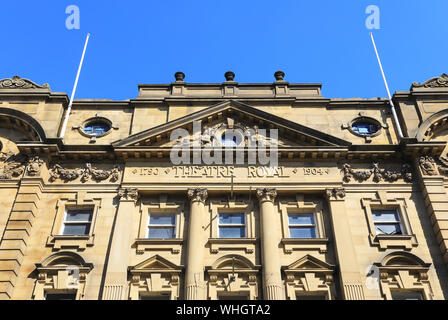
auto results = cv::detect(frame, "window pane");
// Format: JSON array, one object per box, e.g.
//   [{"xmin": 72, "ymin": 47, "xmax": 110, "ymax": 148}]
[
  {"xmin": 219, "ymin": 213, "xmax": 245, "ymax": 225},
  {"xmin": 149, "ymin": 214, "xmax": 175, "ymax": 226},
  {"xmin": 391, "ymin": 291, "xmax": 423, "ymax": 300},
  {"xmin": 219, "ymin": 227, "xmax": 246, "ymax": 238},
  {"xmin": 288, "ymin": 214, "xmax": 314, "ymax": 225},
  {"xmin": 140, "ymin": 294, "xmax": 170, "ymax": 300},
  {"xmin": 63, "ymin": 223, "xmax": 90, "ymax": 235},
  {"xmin": 148, "ymin": 227, "xmax": 175, "ymax": 239},
  {"xmin": 66, "ymin": 210, "xmax": 92, "ymax": 222},
  {"xmin": 45, "ymin": 292, "xmax": 77, "ymax": 300},
  {"xmin": 375, "ymin": 223, "xmax": 402, "ymax": 235},
  {"xmin": 296, "ymin": 293, "xmax": 327, "ymax": 300},
  {"xmin": 372, "ymin": 210, "xmax": 400, "ymax": 222},
  {"xmin": 289, "ymin": 227, "xmax": 316, "ymax": 238}
]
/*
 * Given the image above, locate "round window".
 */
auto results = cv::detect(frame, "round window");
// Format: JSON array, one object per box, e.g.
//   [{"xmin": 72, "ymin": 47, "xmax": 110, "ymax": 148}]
[
  {"xmin": 83, "ymin": 121, "xmax": 111, "ymax": 136},
  {"xmin": 351, "ymin": 120, "xmax": 380, "ymax": 136}
]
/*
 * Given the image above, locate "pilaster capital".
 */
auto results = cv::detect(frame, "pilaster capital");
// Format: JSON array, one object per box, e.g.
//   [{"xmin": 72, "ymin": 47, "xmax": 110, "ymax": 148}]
[
  {"xmin": 188, "ymin": 188, "xmax": 208, "ymax": 203},
  {"xmin": 118, "ymin": 188, "xmax": 139, "ymax": 202},
  {"xmin": 256, "ymin": 188, "xmax": 277, "ymax": 203},
  {"xmin": 325, "ymin": 188, "xmax": 346, "ymax": 201}
]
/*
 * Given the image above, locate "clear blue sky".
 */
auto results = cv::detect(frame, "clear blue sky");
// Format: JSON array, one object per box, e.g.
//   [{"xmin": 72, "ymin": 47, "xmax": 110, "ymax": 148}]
[{"xmin": 1, "ymin": 0, "xmax": 447, "ymax": 100}]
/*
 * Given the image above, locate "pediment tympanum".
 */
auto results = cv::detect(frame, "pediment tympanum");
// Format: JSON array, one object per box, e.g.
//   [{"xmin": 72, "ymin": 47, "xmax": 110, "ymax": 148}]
[{"xmin": 112, "ymin": 100, "xmax": 351, "ymax": 149}]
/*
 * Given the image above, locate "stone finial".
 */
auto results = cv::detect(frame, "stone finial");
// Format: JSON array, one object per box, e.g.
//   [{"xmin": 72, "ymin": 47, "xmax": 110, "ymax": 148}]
[
  {"xmin": 224, "ymin": 71, "xmax": 235, "ymax": 82},
  {"xmin": 188, "ymin": 188, "xmax": 208, "ymax": 203},
  {"xmin": 256, "ymin": 188, "xmax": 277, "ymax": 203},
  {"xmin": 274, "ymin": 71, "xmax": 285, "ymax": 81},
  {"xmin": 174, "ymin": 72, "xmax": 185, "ymax": 82}
]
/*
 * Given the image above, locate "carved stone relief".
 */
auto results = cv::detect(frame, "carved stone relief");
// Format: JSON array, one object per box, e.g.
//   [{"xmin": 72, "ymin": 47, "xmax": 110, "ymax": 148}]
[{"xmin": 342, "ymin": 163, "xmax": 412, "ymax": 183}]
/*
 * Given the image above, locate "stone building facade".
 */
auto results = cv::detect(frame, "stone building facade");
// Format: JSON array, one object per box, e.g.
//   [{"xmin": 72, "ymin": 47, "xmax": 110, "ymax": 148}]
[{"xmin": 0, "ymin": 72, "xmax": 448, "ymax": 300}]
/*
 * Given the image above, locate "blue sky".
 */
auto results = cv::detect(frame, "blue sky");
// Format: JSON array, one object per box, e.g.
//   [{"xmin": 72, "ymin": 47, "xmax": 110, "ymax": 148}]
[{"xmin": 1, "ymin": 0, "xmax": 447, "ymax": 100}]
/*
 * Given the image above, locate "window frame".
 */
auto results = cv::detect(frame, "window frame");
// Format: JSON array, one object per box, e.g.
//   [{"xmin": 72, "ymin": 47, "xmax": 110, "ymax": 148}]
[
  {"xmin": 361, "ymin": 195, "xmax": 418, "ymax": 250},
  {"xmin": 218, "ymin": 212, "xmax": 247, "ymax": 239},
  {"xmin": 287, "ymin": 212, "xmax": 318, "ymax": 239},
  {"xmin": 371, "ymin": 209, "xmax": 405, "ymax": 236},
  {"xmin": 60, "ymin": 208, "xmax": 94, "ymax": 236},
  {"xmin": 147, "ymin": 213, "xmax": 177, "ymax": 239},
  {"xmin": 47, "ymin": 197, "xmax": 101, "ymax": 250}
]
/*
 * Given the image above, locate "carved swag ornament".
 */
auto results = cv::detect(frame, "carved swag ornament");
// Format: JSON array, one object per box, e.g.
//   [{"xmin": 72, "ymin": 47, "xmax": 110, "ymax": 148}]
[
  {"xmin": 49, "ymin": 163, "xmax": 121, "ymax": 183},
  {"xmin": 342, "ymin": 163, "xmax": 412, "ymax": 183},
  {"xmin": 0, "ymin": 151, "xmax": 28, "ymax": 179}
]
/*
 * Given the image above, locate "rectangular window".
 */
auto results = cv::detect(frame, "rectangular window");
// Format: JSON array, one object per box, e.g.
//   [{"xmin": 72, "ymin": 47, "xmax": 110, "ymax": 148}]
[
  {"xmin": 296, "ymin": 293, "xmax": 327, "ymax": 300},
  {"xmin": 139, "ymin": 293, "xmax": 170, "ymax": 300},
  {"xmin": 288, "ymin": 213, "xmax": 317, "ymax": 238},
  {"xmin": 372, "ymin": 209, "xmax": 403, "ymax": 236},
  {"xmin": 45, "ymin": 292, "xmax": 77, "ymax": 300},
  {"xmin": 218, "ymin": 293, "xmax": 249, "ymax": 300},
  {"xmin": 62, "ymin": 209, "xmax": 93, "ymax": 236},
  {"xmin": 218, "ymin": 213, "xmax": 246, "ymax": 238},
  {"xmin": 147, "ymin": 214, "xmax": 176, "ymax": 239},
  {"xmin": 391, "ymin": 290, "xmax": 423, "ymax": 300}
]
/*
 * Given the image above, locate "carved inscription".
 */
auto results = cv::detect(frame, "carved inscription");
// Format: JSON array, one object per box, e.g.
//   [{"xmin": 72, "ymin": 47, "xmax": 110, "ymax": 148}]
[{"xmin": 130, "ymin": 165, "xmax": 333, "ymax": 179}]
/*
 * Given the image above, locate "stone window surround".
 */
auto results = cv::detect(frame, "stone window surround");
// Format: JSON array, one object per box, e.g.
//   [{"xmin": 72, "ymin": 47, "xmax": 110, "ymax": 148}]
[
  {"xmin": 32, "ymin": 252, "xmax": 93, "ymax": 300},
  {"xmin": 128, "ymin": 255, "xmax": 182, "ymax": 300},
  {"xmin": 206, "ymin": 255, "xmax": 260, "ymax": 300},
  {"xmin": 341, "ymin": 113, "xmax": 388, "ymax": 143},
  {"xmin": 72, "ymin": 114, "xmax": 119, "ymax": 143},
  {"xmin": 282, "ymin": 254, "xmax": 335, "ymax": 300},
  {"xmin": 361, "ymin": 193, "xmax": 418, "ymax": 250},
  {"xmin": 207, "ymin": 200, "xmax": 256, "ymax": 254},
  {"xmin": 46, "ymin": 194, "xmax": 102, "ymax": 251},
  {"xmin": 134, "ymin": 200, "xmax": 185, "ymax": 255},
  {"xmin": 279, "ymin": 197, "xmax": 329, "ymax": 254},
  {"xmin": 374, "ymin": 252, "xmax": 433, "ymax": 300}
]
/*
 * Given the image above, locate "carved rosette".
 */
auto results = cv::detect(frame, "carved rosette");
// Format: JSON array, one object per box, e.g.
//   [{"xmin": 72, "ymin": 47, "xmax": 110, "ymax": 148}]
[
  {"xmin": 256, "ymin": 188, "xmax": 277, "ymax": 203},
  {"xmin": 118, "ymin": 188, "xmax": 139, "ymax": 202},
  {"xmin": 419, "ymin": 156, "xmax": 438, "ymax": 176},
  {"xmin": 25, "ymin": 156, "xmax": 44, "ymax": 177},
  {"xmin": 188, "ymin": 188, "xmax": 208, "ymax": 203},
  {"xmin": 325, "ymin": 188, "xmax": 346, "ymax": 201}
]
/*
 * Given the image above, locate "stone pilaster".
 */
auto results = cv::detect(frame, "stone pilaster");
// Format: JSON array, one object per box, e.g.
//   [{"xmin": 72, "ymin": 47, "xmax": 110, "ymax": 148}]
[
  {"xmin": 0, "ymin": 179, "xmax": 42, "ymax": 300},
  {"xmin": 325, "ymin": 188, "xmax": 365, "ymax": 300},
  {"xmin": 257, "ymin": 188, "xmax": 284, "ymax": 300},
  {"xmin": 417, "ymin": 157, "xmax": 448, "ymax": 265},
  {"xmin": 185, "ymin": 188, "xmax": 208, "ymax": 300},
  {"xmin": 102, "ymin": 188, "xmax": 138, "ymax": 300}
]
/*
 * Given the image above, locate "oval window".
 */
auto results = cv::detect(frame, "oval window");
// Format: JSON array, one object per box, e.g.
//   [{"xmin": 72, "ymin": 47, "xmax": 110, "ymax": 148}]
[
  {"xmin": 221, "ymin": 130, "xmax": 243, "ymax": 147},
  {"xmin": 83, "ymin": 121, "xmax": 111, "ymax": 136},
  {"xmin": 351, "ymin": 121, "xmax": 380, "ymax": 136}
]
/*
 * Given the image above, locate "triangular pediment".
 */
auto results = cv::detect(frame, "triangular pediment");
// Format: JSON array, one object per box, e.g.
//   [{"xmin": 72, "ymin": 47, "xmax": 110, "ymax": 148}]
[
  {"xmin": 112, "ymin": 100, "xmax": 351, "ymax": 148},
  {"xmin": 285, "ymin": 255, "xmax": 335, "ymax": 272},
  {"xmin": 131, "ymin": 255, "xmax": 181, "ymax": 271}
]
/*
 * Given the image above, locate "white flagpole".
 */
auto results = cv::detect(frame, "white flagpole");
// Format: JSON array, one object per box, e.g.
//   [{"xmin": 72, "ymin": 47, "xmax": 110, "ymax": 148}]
[
  {"xmin": 59, "ymin": 33, "xmax": 91, "ymax": 139},
  {"xmin": 369, "ymin": 32, "xmax": 404, "ymax": 139}
]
